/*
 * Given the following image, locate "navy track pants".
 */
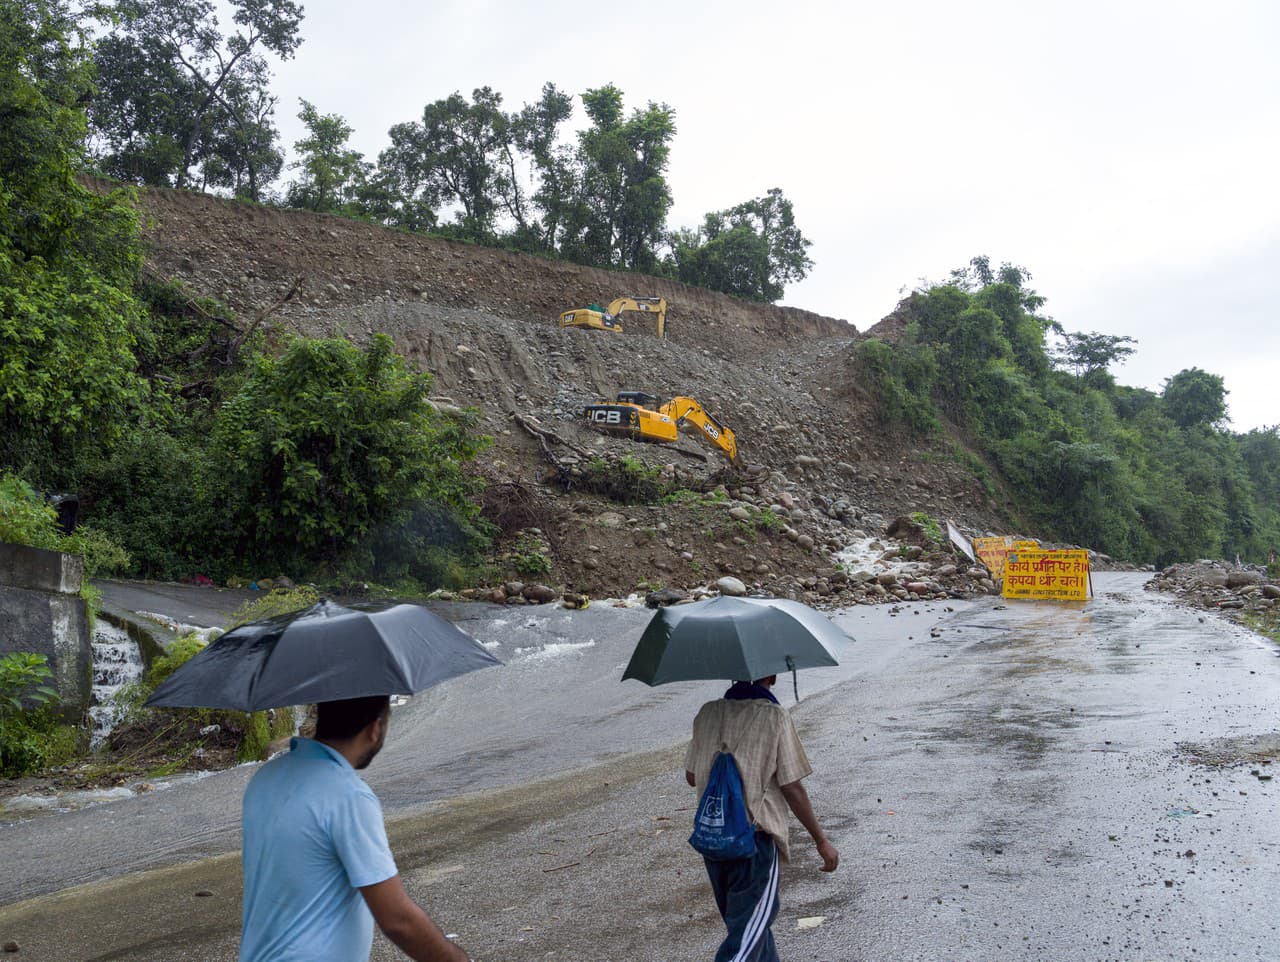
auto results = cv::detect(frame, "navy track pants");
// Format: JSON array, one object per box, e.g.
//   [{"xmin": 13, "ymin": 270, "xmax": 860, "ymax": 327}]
[{"xmin": 704, "ymin": 831, "xmax": 780, "ymax": 962}]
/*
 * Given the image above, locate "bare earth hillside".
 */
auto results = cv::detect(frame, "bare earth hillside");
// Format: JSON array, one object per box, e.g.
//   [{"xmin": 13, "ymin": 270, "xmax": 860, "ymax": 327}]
[{"xmin": 125, "ymin": 185, "xmax": 1016, "ymax": 604}]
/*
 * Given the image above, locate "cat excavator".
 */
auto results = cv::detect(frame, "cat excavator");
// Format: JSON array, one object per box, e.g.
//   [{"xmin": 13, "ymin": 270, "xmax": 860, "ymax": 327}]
[
  {"xmin": 558, "ymin": 296, "xmax": 667, "ymax": 338},
  {"xmin": 583, "ymin": 391, "xmax": 738, "ymax": 464}
]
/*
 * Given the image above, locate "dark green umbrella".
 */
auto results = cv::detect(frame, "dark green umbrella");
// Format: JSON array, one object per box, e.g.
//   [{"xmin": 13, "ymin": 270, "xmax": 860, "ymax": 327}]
[
  {"xmin": 145, "ymin": 599, "xmax": 501, "ymax": 711},
  {"xmin": 622, "ymin": 596, "xmax": 845, "ymax": 688}
]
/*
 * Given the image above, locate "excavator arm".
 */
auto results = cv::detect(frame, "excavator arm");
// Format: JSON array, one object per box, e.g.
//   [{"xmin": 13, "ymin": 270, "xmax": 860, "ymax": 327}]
[
  {"xmin": 660, "ymin": 396, "xmax": 738, "ymax": 463},
  {"xmin": 605, "ymin": 296, "xmax": 667, "ymax": 339}
]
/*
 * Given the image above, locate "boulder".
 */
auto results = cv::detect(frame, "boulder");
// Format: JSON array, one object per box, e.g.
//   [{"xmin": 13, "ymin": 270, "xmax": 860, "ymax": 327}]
[
  {"xmin": 646, "ymin": 587, "xmax": 690, "ymax": 608},
  {"xmin": 715, "ymin": 576, "xmax": 747, "ymax": 597},
  {"xmin": 1227, "ymin": 570, "xmax": 1265, "ymax": 589},
  {"xmin": 522, "ymin": 584, "xmax": 558, "ymax": 604}
]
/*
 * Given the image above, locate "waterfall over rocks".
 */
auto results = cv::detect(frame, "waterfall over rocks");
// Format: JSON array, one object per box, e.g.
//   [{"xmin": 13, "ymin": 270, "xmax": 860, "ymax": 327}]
[{"xmin": 90, "ymin": 622, "xmax": 144, "ymax": 746}]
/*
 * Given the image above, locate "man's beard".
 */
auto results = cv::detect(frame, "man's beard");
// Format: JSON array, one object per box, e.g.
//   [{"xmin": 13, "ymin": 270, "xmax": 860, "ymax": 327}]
[
  {"xmin": 354, "ymin": 728, "xmax": 387, "ymax": 770},
  {"xmin": 354, "ymin": 743, "xmax": 382, "ymax": 770}
]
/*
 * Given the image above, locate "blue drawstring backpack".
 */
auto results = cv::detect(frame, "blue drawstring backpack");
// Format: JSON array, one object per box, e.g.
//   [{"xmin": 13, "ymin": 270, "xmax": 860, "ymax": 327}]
[{"xmin": 689, "ymin": 751, "xmax": 757, "ymax": 860}]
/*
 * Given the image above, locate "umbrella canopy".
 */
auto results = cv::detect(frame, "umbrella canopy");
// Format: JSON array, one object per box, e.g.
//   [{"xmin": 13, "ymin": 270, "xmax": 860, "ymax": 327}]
[
  {"xmin": 621, "ymin": 596, "xmax": 846, "ymax": 687},
  {"xmin": 145, "ymin": 599, "xmax": 501, "ymax": 711}
]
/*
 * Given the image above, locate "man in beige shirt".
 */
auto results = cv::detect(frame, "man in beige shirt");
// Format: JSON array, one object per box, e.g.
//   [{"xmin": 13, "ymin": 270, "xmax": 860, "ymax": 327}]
[{"xmin": 684, "ymin": 676, "xmax": 839, "ymax": 962}]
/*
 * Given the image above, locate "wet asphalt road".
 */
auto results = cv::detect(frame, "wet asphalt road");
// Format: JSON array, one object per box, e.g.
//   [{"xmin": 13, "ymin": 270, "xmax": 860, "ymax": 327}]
[{"xmin": 4, "ymin": 573, "xmax": 1280, "ymax": 961}]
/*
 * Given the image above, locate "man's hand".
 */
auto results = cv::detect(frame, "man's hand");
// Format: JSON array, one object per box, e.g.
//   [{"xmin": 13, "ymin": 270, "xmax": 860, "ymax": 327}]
[
  {"xmin": 780, "ymin": 779, "xmax": 840, "ymax": 874},
  {"xmin": 816, "ymin": 837, "xmax": 839, "ymax": 872},
  {"xmin": 361, "ymin": 874, "xmax": 469, "ymax": 962}
]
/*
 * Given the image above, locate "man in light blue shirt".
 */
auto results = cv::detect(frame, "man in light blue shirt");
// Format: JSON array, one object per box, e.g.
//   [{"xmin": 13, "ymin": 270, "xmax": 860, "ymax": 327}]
[{"xmin": 240, "ymin": 696, "xmax": 469, "ymax": 962}]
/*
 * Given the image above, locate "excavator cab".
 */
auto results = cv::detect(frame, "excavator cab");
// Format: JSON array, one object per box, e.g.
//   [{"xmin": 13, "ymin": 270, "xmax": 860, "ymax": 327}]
[
  {"xmin": 582, "ymin": 391, "xmax": 738, "ymax": 463},
  {"xmin": 615, "ymin": 391, "xmax": 657, "ymax": 406}
]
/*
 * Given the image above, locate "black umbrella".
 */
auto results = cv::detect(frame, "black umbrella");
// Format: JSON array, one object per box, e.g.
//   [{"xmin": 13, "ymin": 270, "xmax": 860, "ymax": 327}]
[
  {"xmin": 622, "ymin": 596, "xmax": 845, "ymax": 688},
  {"xmin": 145, "ymin": 599, "xmax": 501, "ymax": 711}
]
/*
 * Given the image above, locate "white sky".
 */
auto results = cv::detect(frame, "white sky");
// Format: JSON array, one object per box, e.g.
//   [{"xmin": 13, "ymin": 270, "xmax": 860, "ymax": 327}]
[{"xmin": 265, "ymin": 0, "xmax": 1279, "ymax": 432}]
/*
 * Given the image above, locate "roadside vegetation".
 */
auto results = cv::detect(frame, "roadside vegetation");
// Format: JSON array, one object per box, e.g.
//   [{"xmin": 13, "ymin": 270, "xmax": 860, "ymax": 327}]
[{"xmin": 854, "ymin": 257, "xmax": 1280, "ymax": 567}]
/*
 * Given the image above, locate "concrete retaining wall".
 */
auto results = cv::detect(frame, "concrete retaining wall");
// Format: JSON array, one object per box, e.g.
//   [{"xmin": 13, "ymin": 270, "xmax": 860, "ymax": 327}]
[{"xmin": 0, "ymin": 542, "xmax": 91, "ymax": 720}]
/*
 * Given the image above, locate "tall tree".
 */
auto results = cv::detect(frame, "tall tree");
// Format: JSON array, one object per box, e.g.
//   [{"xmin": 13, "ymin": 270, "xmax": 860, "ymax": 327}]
[
  {"xmin": 376, "ymin": 87, "xmax": 512, "ymax": 240},
  {"xmin": 509, "ymin": 82, "xmax": 575, "ymax": 252},
  {"xmin": 1052, "ymin": 331, "xmax": 1137, "ymax": 387},
  {"xmin": 285, "ymin": 100, "xmax": 369, "ymax": 214},
  {"xmin": 672, "ymin": 188, "xmax": 813, "ymax": 302},
  {"xmin": 87, "ymin": 33, "xmax": 196, "ymax": 185},
  {"xmin": 1162, "ymin": 367, "xmax": 1228, "ymax": 428},
  {"xmin": 92, "ymin": 0, "xmax": 302, "ymax": 199},
  {"xmin": 561, "ymin": 85, "xmax": 675, "ymax": 272},
  {"xmin": 0, "ymin": 0, "xmax": 147, "ymax": 478}
]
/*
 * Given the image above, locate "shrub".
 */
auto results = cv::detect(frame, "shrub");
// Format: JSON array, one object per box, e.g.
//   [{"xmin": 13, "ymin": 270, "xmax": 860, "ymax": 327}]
[
  {"xmin": 855, "ymin": 337, "xmax": 939, "ymax": 435},
  {"xmin": 0, "ymin": 652, "xmax": 58, "ymax": 718},
  {"xmin": 910, "ymin": 511, "xmax": 944, "ymax": 545},
  {"xmin": 580, "ymin": 455, "xmax": 668, "ymax": 504},
  {"xmin": 202, "ymin": 334, "xmax": 487, "ymax": 575},
  {"xmin": 0, "ymin": 653, "xmax": 79, "ymax": 776},
  {"xmin": 509, "ymin": 534, "xmax": 552, "ymax": 578},
  {"xmin": 60, "ymin": 526, "xmax": 132, "ymax": 578},
  {"xmin": 144, "ymin": 633, "xmax": 212, "ymax": 690},
  {"xmin": 0, "ymin": 474, "xmax": 61, "ymax": 549},
  {"xmin": 227, "ymin": 585, "xmax": 321, "ymax": 629}
]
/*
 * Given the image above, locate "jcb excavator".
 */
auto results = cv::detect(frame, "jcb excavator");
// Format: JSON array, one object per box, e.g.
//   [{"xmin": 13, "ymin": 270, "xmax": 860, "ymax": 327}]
[
  {"xmin": 583, "ymin": 391, "xmax": 738, "ymax": 463},
  {"xmin": 559, "ymin": 296, "xmax": 667, "ymax": 338}
]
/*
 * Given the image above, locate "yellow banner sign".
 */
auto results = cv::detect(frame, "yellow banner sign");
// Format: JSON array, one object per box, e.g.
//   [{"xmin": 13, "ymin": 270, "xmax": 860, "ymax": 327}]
[
  {"xmin": 1002, "ymin": 549, "xmax": 1091, "ymax": 601},
  {"xmin": 973, "ymin": 536, "xmax": 1013, "ymax": 576}
]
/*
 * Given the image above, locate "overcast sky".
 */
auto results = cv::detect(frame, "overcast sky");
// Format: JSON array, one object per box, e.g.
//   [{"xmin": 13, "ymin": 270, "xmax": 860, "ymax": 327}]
[{"xmin": 266, "ymin": 0, "xmax": 1278, "ymax": 432}]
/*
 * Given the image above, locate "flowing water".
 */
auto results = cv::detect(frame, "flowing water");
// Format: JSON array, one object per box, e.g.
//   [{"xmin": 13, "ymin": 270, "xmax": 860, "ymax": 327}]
[{"xmin": 89, "ymin": 621, "xmax": 144, "ymax": 747}]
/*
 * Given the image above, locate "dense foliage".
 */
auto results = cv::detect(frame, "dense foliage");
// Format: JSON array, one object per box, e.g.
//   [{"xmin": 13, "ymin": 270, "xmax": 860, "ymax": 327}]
[
  {"xmin": 1, "ymin": 3, "xmax": 493, "ymax": 590},
  {"xmin": 0, "ymin": 651, "xmax": 79, "ymax": 775},
  {"xmin": 856, "ymin": 257, "xmax": 1280, "ymax": 565},
  {"xmin": 0, "ymin": 0, "xmax": 149, "ymax": 478},
  {"xmin": 89, "ymin": 0, "xmax": 302, "ymax": 199},
  {"xmin": 202, "ymin": 334, "xmax": 490, "ymax": 579}
]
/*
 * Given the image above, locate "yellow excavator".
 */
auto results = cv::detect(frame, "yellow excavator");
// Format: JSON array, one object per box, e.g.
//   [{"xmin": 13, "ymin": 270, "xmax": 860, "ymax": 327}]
[
  {"xmin": 559, "ymin": 296, "xmax": 667, "ymax": 338},
  {"xmin": 583, "ymin": 391, "xmax": 738, "ymax": 463}
]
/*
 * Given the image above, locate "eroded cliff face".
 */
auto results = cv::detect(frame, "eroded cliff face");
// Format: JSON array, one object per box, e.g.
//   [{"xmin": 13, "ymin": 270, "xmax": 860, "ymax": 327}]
[{"xmin": 108, "ymin": 181, "xmax": 1012, "ymax": 601}]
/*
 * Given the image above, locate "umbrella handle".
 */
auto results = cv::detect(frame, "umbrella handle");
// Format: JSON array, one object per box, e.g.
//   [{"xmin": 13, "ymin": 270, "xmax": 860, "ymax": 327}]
[{"xmin": 786, "ymin": 655, "xmax": 798, "ymax": 703}]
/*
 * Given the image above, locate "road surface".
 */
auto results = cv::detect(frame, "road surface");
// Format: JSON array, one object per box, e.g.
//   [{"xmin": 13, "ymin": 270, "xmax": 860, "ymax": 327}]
[{"xmin": 3, "ymin": 573, "xmax": 1279, "ymax": 961}]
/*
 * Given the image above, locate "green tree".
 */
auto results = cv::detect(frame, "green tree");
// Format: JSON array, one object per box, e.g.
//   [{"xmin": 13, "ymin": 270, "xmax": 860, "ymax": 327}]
[
  {"xmin": 672, "ymin": 188, "xmax": 813, "ymax": 302},
  {"xmin": 0, "ymin": 0, "xmax": 148, "ymax": 478},
  {"xmin": 561, "ymin": 85, "xmax": 675, "ymax": 272},
  {"xmin": 1052, "ymin": 331, "xmax": 1138, "ymax": 387},
  {"xmin": 508, "ymin": 82, "xmax": 575, "ymax": 252},
  {"xmin": 377, "ymin": 87, "xmax": 513, "ymax": 240},
  {"xmin": 1162, "ymin": 367, "xmax": 1227, "ymax": 428},
  {"xmin": 93, "ymin": 0, "xmax": 303, "ymax": 199},
  {"xmin": 87, "ymin": 32, "xmax": 196, "ymax": 185},
  {"xmin": 285, "ymin": 100, "xmax": 369, "ymax": 214},
  {"xmin": 202, "ymin": 334, "xmax": 487, "ymax": 574}
]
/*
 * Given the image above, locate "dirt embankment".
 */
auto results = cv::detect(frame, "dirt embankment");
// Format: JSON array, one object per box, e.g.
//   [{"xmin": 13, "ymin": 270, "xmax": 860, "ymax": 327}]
[{"xmin": 114, "ymin": 182, "xmax": 1020, "ymax": 603}]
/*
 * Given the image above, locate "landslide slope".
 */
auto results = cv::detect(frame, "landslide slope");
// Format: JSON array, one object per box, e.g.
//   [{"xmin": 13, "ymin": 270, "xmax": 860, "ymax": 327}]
[{"xmin": 127, "ymin": 185, "xmax": 1014, "ymax": 599}]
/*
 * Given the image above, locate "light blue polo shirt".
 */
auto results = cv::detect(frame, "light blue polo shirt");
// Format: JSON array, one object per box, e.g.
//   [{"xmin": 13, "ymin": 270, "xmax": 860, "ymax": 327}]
[{"xmin": 240, "ymin": 737, "xmax": 399, "ymax": 962}]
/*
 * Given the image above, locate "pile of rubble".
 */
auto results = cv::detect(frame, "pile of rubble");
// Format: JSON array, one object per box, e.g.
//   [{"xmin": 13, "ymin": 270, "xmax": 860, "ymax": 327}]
[{"xmin": 1145, "ymin": 561, "xmax": 1280, "ymax": 616}]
